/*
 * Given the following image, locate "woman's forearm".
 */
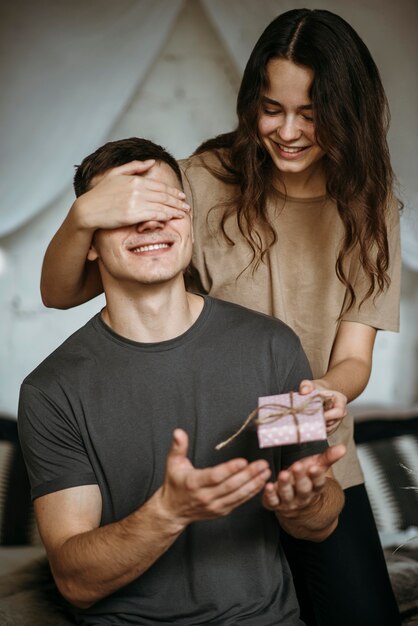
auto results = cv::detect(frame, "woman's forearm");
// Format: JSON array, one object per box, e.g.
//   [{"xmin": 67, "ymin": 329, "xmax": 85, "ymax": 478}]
[
  {"xmin": 314, "ymin": 355, "xmax": 372, "ymax": 403},
  {"xmin": 315, "ymin": 321, "xmax": 377, "ymax": 402},
  {"xmin": 41, "ymin": 200, "xmax": 103, "ymax": 309}
]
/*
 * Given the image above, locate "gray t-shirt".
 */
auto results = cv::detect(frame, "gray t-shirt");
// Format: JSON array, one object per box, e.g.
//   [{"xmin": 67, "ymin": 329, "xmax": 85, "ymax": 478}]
[{"xmin": 18, "ymin": 296, "xmax": 326, "ymax": 625}]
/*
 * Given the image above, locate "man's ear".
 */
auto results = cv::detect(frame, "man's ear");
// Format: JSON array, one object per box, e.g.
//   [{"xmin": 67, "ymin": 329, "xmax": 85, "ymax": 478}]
[{"xmin": 87, "ymin": 238, "xmax": 99, "ymax": 261}]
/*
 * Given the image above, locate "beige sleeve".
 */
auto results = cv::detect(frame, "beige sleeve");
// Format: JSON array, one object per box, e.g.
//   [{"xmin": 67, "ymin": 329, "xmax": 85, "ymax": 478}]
[
  {"xmin": 179, "ymin": 159, "xmax": 194, "ymax": 210},
  {"xmin": 179, "ymin": 159, "xmax": 208, "ymax": 295},
  {"xmin": 341, "ymin": 202, "xmax": 401, "ymax": 331}
]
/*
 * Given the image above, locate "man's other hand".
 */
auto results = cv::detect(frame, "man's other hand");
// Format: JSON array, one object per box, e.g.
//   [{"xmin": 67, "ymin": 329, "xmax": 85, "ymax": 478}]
[{"xmin": 262, "ymin": 444, "xmax": 346, "ymax": 515}]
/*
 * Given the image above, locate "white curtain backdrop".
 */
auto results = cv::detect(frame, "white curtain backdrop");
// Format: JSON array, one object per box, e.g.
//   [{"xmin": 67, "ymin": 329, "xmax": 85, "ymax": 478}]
[
  {"xmin": 1, "ymin": 0, "xmax": 417, "ymax": 265},
  {"xmin": 0, "ymin": 0, "xmax": 417, "ymax": 416},
  {"xmin": 0, "ymin": 0, "xmax": 183, "ymax": 237}
]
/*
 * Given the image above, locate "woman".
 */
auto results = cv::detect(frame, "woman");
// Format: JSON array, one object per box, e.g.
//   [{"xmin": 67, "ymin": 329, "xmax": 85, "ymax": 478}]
[{"xmin": 41, "ymin": 9, "xmax": 401, "ymax": 626}]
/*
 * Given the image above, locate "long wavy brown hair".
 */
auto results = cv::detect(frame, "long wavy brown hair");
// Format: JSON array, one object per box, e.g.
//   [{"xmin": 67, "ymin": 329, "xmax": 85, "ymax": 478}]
[{"xmin": 194, "ymin": 8, "xmax": 401, "ymax": 311}]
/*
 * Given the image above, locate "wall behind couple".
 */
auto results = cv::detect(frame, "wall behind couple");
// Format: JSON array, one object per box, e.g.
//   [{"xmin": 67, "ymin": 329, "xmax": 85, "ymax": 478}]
[{"xmin": 0, "ymin": 0, "xmax": 417, "ymax": 416}]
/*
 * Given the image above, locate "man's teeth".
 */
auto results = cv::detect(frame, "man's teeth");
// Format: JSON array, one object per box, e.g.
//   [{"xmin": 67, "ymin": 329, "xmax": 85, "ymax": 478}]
[
  {"xmin": 278, "ymin": 145, "xmax": 307, "ymax": 153},
  {"xmin": 132, "ymin": 243, "xmax": 170, "ymax": 253}
]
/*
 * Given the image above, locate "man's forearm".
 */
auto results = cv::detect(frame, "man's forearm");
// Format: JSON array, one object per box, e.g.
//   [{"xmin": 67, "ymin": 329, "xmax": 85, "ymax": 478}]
[
  {"xmin": 49, "ymin": 489, "xmax": 184, "ymax": 609},
  {"xmin": 276, "ymin": 477, "xmax": 345, "ymax": 542}
]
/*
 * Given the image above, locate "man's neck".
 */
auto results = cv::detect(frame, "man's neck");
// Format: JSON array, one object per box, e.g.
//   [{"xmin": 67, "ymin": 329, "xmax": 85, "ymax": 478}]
[{"xmin": 101, "ymin": 281, "xmax": 204, "ymax": 343}]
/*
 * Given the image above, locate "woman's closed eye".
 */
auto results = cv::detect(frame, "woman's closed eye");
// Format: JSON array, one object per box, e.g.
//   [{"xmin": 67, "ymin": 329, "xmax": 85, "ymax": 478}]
[{"xmin": 262, "ymin": 107, "xmax": 283, "ymax": 116}]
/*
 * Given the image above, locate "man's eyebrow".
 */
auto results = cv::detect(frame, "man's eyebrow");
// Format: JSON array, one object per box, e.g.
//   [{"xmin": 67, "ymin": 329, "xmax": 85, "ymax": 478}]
[{"xmin": 262, "ymin": 96, "xmax": 313, "ymax": 110}]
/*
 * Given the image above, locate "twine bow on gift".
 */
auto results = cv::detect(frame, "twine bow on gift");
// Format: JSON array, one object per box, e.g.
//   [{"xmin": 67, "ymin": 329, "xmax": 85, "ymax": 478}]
[{"xmin": 215, "ymin": 392, "xmax": 323, "ymax": 450}]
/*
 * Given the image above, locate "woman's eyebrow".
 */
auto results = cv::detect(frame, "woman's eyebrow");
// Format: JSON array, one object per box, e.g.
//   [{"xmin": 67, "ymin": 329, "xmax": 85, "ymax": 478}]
[
  {"xmin": 262, "ymin": 96, "xmax": 313, "ymax": 110},
  {"xmin": 262, "ymin": 96, "xmax": 281, "ymax": 106}
]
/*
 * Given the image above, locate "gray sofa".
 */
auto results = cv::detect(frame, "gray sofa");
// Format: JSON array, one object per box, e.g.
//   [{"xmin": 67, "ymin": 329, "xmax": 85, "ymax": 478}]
[{"xmin": 1, "ymin": 414, "xmax": 417, "ymax": 625}]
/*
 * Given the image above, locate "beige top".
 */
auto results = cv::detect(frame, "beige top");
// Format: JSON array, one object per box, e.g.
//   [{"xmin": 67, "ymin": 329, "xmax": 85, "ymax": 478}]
[{"xmin": 180, "ymin": 151, "xmax": 401, "ymax": 489}]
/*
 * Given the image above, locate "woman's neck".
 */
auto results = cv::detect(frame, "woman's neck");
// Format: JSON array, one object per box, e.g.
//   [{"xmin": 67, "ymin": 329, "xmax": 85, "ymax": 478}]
[{"xmin": 274, "ymin": 161, "xmax": 327, "ymax": 199}]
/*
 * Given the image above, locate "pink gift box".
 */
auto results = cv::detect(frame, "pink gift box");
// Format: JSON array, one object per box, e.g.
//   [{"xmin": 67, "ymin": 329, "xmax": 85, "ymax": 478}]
[{"xmin": 257, "ymin": 391, "xmax": 326, "ymax": 448}]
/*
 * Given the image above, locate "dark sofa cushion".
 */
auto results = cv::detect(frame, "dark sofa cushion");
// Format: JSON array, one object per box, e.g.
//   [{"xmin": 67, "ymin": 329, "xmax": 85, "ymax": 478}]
[{"xmin": 0, "ymin": 415, "xmax": 38, "ymax": 546}]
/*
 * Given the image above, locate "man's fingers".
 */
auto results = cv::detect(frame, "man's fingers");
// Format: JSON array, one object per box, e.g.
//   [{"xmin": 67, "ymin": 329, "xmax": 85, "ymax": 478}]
[
  {"xmin": 263, "ymin": 482, "xmax": 281, "ymax": 509},
  {"xmin": 279, "ymin": 466, "xmax": 317, "ymax": 502},
  {"xmin": 262, "ymin": 446, "xmax": 346, "ymax": 514},
  {"xmin": 168, "ymin": 429, "xmax": 189, "ymax": 461},
  {"xmin": 295, "ymin": 444, "xmax": 345, "ymax": 475},
  {"xmin": 308, "ymin": 466, "xmax": 327, "ymax": 491},
  {"xmin": 277, "ymin": 481, "xmax": 295, "ymax": 503},
  {"xmin": 209, "ymin": 466, "xmax": 272, "ymax": 513},
  {"xmin": 317, "ymin": 444, "xmax": 346, "ymax": 470},
  {"xmin": 292, "ymin": 470, "xmax": 315, "ymax": 499},
  {"xmin": 275, "ymin": 470, "xmax": 296, "ymax": 503},
  {"xmin": 195, "ymin": 458, "xmax": 267, "ymax": 489},
  {"xmin": 216, "ymin": 462, "xmax": 271, "ymax": 496}
]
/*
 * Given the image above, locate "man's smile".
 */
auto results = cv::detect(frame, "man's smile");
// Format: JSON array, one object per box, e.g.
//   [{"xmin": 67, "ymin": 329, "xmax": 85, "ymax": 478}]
[{"xmin": 130, "ymin": 243, "xmax": 171, "ymax": 253}]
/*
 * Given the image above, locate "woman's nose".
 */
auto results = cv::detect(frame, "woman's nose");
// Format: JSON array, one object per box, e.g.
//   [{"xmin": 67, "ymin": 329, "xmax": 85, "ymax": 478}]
[{"xmin": 277, "ymin": 115, "xmax": 302, "ymax": 142}]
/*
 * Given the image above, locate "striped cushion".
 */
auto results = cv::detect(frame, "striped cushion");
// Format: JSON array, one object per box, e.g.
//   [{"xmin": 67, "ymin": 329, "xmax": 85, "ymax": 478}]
[{"xmin": 355, "ymin": 418, "xmax": 418, "ymax": 532}]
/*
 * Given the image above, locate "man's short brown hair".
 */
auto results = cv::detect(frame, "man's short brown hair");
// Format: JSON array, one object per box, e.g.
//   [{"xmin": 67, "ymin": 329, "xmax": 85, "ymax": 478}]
[{"xmin": 74, "ymin": 137, "xmax": 183, "ymax": 197}]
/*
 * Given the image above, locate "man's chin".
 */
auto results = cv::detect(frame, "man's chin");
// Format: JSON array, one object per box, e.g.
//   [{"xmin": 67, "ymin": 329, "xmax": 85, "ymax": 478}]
[
  {"xmin": 132, "ymin": 261, "xmax": 191, "ymax": 286},
  {"xmin": 131, "ymin": 271, "xmax": 180, "ymax": 286}
]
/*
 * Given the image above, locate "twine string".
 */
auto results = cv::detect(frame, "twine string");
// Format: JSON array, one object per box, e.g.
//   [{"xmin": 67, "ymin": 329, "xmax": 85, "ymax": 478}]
[{"xmin": 215, "ymin": 392, "xmax": 321, "ymax": 450}]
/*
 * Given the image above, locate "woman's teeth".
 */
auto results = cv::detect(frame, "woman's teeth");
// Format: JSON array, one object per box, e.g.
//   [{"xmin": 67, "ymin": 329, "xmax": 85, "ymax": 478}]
[{"xmin": 278, "ymin": 144, "xmax": 308, "ymax": 153}]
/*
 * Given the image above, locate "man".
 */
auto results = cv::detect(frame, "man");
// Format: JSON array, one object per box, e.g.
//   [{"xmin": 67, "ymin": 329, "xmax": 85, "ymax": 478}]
[{"xmin": 19, "ymin": 138, "xmax": 345, "ymax": 625}]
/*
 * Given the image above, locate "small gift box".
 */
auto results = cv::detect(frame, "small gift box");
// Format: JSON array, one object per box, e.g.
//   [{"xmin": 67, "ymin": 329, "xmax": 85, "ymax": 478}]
[
  {"xmin": 257, "ymin": 391, "xmax": 326, "ymax": 448},
  {"xmin": 215, "ymin": 390, "xmax": 326, "ymax": 450}
]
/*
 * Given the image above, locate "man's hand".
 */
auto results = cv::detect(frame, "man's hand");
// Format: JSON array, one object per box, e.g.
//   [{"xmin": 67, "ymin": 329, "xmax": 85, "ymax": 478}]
[
  {"xmin": 159, "ymin": 429, "xmax": 272, "ymax": 527},
  {"xmin": 262, "ymin": 444, "xmax": 346, "ymax": 541},
  {"xmin": 74, "ymin": 160, "xmax": 190, "ymax": 232},
  {"xmin": 34, "ymin": 428, "xmax": 271, "ymax": 608},
  {"xmin": 262, "ymin": 444, "xmax": 345, "ymax": 513},
  {"xmin": 299, "ymin": 379, "xmax": 347, "ymax": 436}
]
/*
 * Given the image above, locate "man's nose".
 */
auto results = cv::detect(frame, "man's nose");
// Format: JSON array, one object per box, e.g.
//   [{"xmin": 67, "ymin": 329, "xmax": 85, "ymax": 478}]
[
  {"xmin": 135, "ymin": 220, "xmax": 165, "ymax": 233},
  {"xmin": 277, "ymin": 115, "xmax": 301, "ymax": 142}
]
